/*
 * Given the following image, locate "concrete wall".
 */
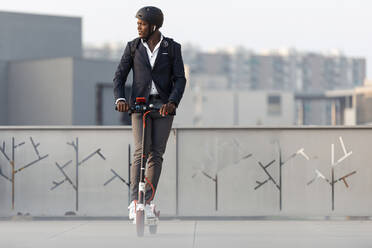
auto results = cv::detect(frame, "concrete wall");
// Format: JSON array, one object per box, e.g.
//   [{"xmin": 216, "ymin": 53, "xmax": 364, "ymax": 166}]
[
  {"xmin": 197, "ymin": 91, "xmax": 235, "ymax": 126},
  {"xmin": 102, "ymin": 87, "xmax": 123, "ymax": 125},
  {"xmin": 72, "ymin": 58, "xmax": 117, "ymax": 125},
  {"xmin": 7, "ymin": 57, "xmax": 119, "ymax": 125},
  {"xmin": 0, "ymin": 11, "xmax": 81, "ymax": 61},
  {"xmin": 177, "ymin": 128, "xmax": 371, "ymax": 216},
  {"xmin": 0, "ymin": 127, "xmax": 176, "ymax": 217},
  {"xmin": 8, "ymin": 58, "xmax": 74, "ymax": 125},
  {"xmin": 0, "ymin": 61, "xmax": 8, "ymax": 125},
  {"xmin": 171, "ymin": 90, "xmax": 295, "ymax": 126},
  {"xmin": 238, "ymin": 91, "xmax": 295, "ymax": 126},
  {"xmin": 172, "ymin": 84, "xmax": 194, "ymax": 127},
  {"xmin": 0, "ymin": 126, "xmax": 371, "ymax": 217}
]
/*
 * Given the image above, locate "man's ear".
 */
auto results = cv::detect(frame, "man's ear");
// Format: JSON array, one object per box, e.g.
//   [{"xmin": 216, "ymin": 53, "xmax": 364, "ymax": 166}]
[{"xmin": 153, "ymin": 25, "xmax": 157, "ymax": 31}]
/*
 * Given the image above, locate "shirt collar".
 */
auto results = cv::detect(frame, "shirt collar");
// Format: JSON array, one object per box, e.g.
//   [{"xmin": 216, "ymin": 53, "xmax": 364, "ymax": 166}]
[{"xmin": 141, "ymin": 34, "xmax": 164, "ymax": 51}]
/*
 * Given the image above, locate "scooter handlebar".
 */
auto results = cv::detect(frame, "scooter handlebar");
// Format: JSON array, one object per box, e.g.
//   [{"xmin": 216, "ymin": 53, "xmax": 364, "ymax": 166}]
[
  {"xmin": 128, "ymin": 104, "xmax": 160, "ymax": 114},
  {"xmin": 115, "ymin": 104, "xmax": 175, "ymax": 115}
]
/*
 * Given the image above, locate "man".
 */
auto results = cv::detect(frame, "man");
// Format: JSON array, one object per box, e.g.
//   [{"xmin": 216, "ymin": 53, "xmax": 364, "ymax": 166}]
[{"xmin": 113, "ymin": 6, "xmax": 186, "ymax": 222}]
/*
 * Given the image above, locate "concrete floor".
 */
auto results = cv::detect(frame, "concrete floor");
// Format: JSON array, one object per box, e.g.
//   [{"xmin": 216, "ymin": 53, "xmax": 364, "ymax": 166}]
[{"xmin": 1, "ymin": 219, "xmax": 372, "ymax": 248}]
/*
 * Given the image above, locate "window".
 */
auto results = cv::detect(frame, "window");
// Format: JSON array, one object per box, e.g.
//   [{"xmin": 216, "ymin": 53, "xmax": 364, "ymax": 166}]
[{"xmin": 267, "ymin": 95, "xmax": 282, "ymax": 115}]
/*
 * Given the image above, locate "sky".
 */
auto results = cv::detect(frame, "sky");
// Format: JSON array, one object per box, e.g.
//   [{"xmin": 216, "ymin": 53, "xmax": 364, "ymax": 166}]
[{"xmin": 1, "ymin": 0, "xmax": 371, "ymax": 76}]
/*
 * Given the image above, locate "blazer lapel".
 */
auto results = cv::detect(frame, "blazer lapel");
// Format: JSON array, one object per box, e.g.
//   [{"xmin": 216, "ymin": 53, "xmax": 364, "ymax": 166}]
[
  {"xmin": 137, "ymin": 42, "xmax": 152, "ymax": 69},
  {"xmin": 152, "ymin": 39, "xmax": 167, "ymax": 71}
]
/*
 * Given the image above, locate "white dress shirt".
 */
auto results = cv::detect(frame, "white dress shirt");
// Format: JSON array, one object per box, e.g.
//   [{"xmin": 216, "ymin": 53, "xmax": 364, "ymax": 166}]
[{"xmin": 115, "ymin": 35, "xmax": 163, "ymax": 105}]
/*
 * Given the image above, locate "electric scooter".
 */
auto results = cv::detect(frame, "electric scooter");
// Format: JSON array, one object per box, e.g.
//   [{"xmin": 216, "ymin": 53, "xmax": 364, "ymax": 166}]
[{"xmin": 116, "ymin": 97, "xmax": 169, "ymax": 237}]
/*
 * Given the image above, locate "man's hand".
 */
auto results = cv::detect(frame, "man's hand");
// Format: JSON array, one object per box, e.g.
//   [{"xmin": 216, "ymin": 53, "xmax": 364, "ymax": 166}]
[
  {"xmin": 116, "ymin": 100, "xmax": 129, "ymax": 112},
  {"xmin": 159, "ymin": 102, "xmax": 176, "ymax": 116}
]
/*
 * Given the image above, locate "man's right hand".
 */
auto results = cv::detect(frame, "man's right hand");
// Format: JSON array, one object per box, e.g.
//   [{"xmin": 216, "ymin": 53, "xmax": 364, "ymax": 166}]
[{"xmin": 116, "ymin": 100, "xmax": 129, "ymax": 112}]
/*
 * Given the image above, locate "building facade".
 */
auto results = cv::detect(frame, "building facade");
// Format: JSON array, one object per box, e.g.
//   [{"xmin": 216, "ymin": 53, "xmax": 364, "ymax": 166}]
[{"xmin": 0, "ymin": 11, "xmax": 120, "ymax": 125}]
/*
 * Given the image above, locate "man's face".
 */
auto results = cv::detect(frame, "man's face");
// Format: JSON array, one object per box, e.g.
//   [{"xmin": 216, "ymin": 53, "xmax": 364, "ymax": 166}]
[{"xmin": 137, "ymin": 19, "xmax": 150, "ymax": 38}]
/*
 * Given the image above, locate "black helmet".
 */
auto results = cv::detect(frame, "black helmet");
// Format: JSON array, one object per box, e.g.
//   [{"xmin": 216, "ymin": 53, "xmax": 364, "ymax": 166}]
[{"xmin": 136, "ymin": 6, "xmax": 163, "ymax": 29}]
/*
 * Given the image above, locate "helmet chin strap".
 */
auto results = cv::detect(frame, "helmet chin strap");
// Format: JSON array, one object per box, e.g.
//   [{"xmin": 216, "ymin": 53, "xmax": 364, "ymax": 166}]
[{"xmin": 143, "ymin": 25, "xmax": 157, "ymax": 42}]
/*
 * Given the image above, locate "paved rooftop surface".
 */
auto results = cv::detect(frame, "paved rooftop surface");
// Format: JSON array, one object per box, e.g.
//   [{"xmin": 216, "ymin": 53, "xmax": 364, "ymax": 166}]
[{"xmin": 1, "ymin": 219, "xmax": 372, "ymax": 248}]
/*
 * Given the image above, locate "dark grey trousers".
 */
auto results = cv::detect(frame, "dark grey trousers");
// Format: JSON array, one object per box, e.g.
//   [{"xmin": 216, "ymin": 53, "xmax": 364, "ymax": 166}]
[{"xmin": 130, "ymin": 98, "xmax": 174, "ymax": 202}]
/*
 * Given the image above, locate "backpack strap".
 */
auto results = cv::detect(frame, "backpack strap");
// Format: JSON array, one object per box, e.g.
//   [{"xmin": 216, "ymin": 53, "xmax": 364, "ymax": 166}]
[{"xmin": 129, "ymin": 37, "xmax": 141, "ymax": 60}]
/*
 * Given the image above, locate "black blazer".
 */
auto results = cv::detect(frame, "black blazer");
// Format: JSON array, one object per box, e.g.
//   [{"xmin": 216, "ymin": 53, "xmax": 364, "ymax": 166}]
[{"xmin": 113, "ymin": 37, "xmax": 186, "ymax": 107}]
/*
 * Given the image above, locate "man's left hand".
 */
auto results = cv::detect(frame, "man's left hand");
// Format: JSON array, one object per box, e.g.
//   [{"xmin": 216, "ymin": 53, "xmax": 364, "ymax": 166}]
[{"xmin": 159, "ymin": 102, "xmax": 176, "ymax": 116}]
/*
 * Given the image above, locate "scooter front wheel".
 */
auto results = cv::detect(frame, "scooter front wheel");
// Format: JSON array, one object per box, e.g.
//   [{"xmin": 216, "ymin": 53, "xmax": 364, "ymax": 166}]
[{"xmin": 136, "ymin": 210, "xmax": 145, "ymax": 237}]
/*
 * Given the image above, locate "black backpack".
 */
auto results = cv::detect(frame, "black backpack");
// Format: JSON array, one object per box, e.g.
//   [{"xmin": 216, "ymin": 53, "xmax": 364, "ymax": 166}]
[{"xmin": 129, "ymin": 37, "xmax": 175, "ymax": 62}]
